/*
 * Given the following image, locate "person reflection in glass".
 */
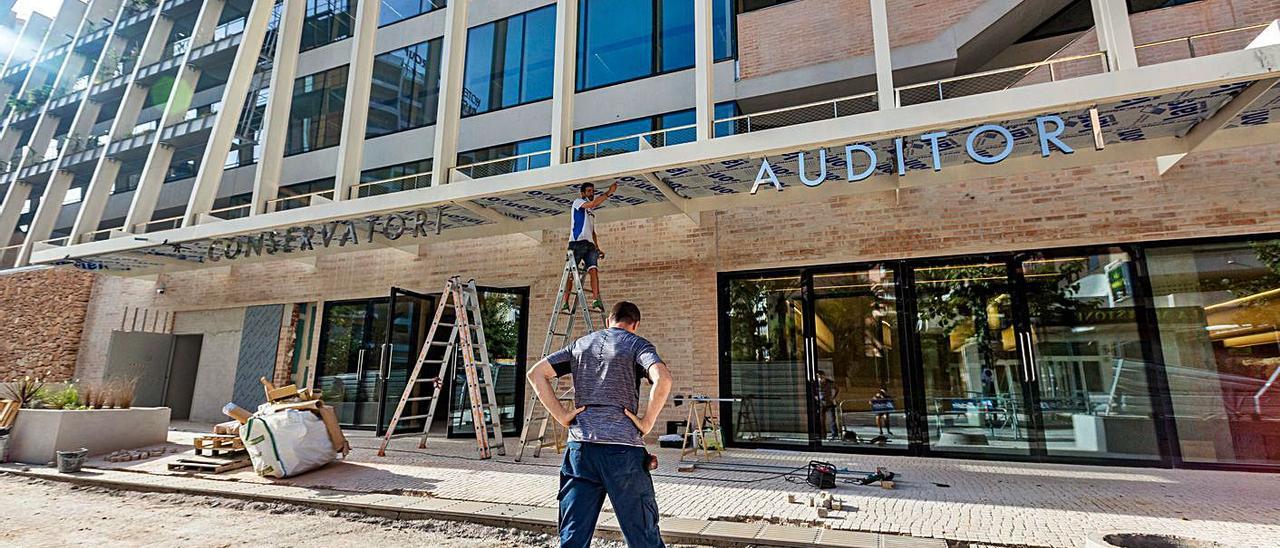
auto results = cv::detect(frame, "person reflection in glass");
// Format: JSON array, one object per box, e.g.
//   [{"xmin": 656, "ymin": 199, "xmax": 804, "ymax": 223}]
[
  {"xmin": 872, "ymin": 387, "xmax": 895, "ymax": 438},
  {"xmin": 815, "ymin": 370, "xmax": 840, "ymax": 440}
]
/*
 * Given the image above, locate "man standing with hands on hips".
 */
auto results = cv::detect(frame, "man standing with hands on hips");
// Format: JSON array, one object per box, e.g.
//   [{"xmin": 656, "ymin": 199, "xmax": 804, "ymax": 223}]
[{"xmin": 526, "ymin": 301, "xmax": 673, "ymax": 548}]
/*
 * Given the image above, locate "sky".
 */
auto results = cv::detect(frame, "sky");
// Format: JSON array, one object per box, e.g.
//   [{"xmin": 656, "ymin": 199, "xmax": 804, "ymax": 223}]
[{"xmin": 12, "ymin": 0, "xmax": 61, "ymax": 20}]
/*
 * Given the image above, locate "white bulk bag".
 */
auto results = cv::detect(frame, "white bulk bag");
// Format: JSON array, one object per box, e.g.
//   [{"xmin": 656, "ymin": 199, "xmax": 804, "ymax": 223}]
[{"xmin": 240, "ymin": 409, "xmax": 335, "ymax": 478}]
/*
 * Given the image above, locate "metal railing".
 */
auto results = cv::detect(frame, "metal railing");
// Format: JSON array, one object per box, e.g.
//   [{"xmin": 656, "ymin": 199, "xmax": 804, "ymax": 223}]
[
  {"xmin": 80, "ymin": 225, "xmax": 123, "ymax": 243},
  {"xmin": 451, "ymin": 150, "xmax": 551, "ymax": 180},
  {"xmin": 895, "ymin": 51, "xmax": 1109, "ymax": 107},
  {"xmin": 567, "ymin": 124, "xmax": 696, "ymax": 162},
  {"xmin": 715, "ymin": 91, "xmax": 877, "ymax": 136},
  {"xmin": 349, "ymin": 172, "xmax": 432, "ymax": 199},
  {"xmin": 39, "ymin": 236, "xmax": 71, "ymax": 247},
  {"xmin": 1134, "ymin": 22, "xmax": 1275, "ymax": 66},
  {"xmin": 135, "ymin": 215, "xmax": 184, "ymax": 233},
  {"xmin": 207, "ymin": 203, "xmax": 253, "ymax": 220},
  {"xmin": 266, "ymin": 189, "xmax": 334, "ymax": 212}
]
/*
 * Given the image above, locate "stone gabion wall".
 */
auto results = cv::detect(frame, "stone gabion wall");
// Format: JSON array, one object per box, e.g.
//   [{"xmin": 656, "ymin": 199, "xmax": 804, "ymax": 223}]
[{"xmin": 0, "ymin": 267, "xmax": 96, "ymax": 382}]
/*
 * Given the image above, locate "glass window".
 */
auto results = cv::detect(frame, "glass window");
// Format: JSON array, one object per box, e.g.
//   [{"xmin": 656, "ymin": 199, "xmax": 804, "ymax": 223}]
[
  {"xmin": 301, "ymin": 0, "xmax": 355, "ymax": 52},
  {"xmin": 286, "ymin": 66, "xmax": 348, "ymax": 155},
  {"xmin": 379, "ymin": 0, "xmax": 444, "ymax": 26},
  {"xmin": 1146, "ymin": 238, "xmax": 1280, "ymax": 466},
  {"xmin": 367, "ymin": 39, "xmax": 443, "ymax": 138},
  {"xmin": 462, "ymin": 5, "xmax": 556, "ymax": 116},
  {"xmin": 724, "ymin": 274, "xmax": 809, "ymax": 445},
  {"xmin": 577, "ymin": 0, "xmax": 653, "ymax": 89},
  {"xmin": 577, "ymin": 0, "xmax": 735, "ymax": 90},
  {"xmin": 571, "ymin": 102, "xmax": 738, "ymax": 160},
  {"xmin": 450, "ymin": 289, "xmax": 527, "ymax": 435}
]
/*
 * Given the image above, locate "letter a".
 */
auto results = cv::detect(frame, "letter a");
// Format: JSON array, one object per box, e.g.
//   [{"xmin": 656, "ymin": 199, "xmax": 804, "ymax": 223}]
[{"xmin": 750, "ymin": 159, "xmax": 783, "ymax": 194}]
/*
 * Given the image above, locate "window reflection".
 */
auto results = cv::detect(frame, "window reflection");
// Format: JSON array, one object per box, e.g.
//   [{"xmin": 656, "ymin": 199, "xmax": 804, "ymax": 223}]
[
  {"xmin": 725, "ymin": 275, "xmax": 808, "ymax": 445},
  {"xmin": 367, "ymin": 39, "xmax": 442, "ymax": 138},
  {"xmin": 286, "ymin": 66, "xmax": 348, "ymax": 155},
  {"xmin": 462, "ymin": 5, "xmax": 555, "ymax": 116},
  {"xmin": 1148, "ymin": 239, "xmax": 1280, "ymax": 466}
]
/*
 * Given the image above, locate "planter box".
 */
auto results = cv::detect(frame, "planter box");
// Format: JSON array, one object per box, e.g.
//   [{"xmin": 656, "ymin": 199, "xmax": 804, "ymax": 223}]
[{"xmin": 6, "ymin": 407, "xmax": 170, "ymax": 464}]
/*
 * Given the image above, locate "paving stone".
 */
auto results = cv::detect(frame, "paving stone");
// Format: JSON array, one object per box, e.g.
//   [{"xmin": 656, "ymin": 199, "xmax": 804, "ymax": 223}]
[
  {"xmin": 659, "ymin": 517, "xmax": 709, "ymax": 536},
  {"xmin": 701, "ymin": 521, "xmax": 765, "ymax": 540},
  {"xmin": 596, "ymin": 514, "xmax": 622, "ymax": 532},
  {"xmin": 880, "ymin": 534, "xmax": 947, "ymax": 548},
  {"xmin": 436, "ymin": 500, "xmax": 496, "ymax": 515},
  {"xmin": 475, "ymin": 503, "xmax": 536, "ymax": 518},
  {"xmin": 755, "ymin": 524, "xmax": 822, "ymax": 545},
  {"xmin": 816, "ymin": 529, "xmax": 880, "ymax": 548},
  {"xmin": 514, "ymin": 506, "xmax": 560, "ymax": 524}
]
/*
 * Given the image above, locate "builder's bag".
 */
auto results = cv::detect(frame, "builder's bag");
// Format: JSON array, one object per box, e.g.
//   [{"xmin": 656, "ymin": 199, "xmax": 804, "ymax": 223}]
[{"xmin": 240, "ymin": 409, "xmax": 335, "ymax": 478}]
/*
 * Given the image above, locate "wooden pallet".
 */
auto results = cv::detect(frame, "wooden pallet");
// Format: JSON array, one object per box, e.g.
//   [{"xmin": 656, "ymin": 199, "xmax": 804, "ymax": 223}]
[
  {"xmin": 0, "ymin": 399, "xmax": 18, "ymax": 429},
  {"xmin": 194, "ymin": 435, "xmax": 245, "ymax": 456},
  {"xmin": 167, "ymin": 455, "xmax": 250, "ymax": 474}
]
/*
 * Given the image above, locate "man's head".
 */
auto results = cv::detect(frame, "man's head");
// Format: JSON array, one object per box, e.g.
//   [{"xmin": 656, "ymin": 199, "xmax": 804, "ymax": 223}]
[
  {"xmin": 609, "ymin": 301, "xmax": 642, "ymax": 332},
  {"xmin": 579, "ymin": 182, "xmax": 595, "ymax": 199}
]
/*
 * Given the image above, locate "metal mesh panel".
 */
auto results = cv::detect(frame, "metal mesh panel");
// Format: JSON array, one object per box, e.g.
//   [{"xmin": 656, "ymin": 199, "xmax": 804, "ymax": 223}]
[
  {"xmin": 897, "ymin": 53, "xmax": 1108, "ymax": 107},
  {"xmin": 718, "ymin": 93, "xmax": 877, "ymax": 135},
  {"xmin": 355, "ymin": 173, "xmax": 432, "ymax": 198},
  {"xmin": 455, "ymin": 151, "xmax": 551, "ymax": 180}
]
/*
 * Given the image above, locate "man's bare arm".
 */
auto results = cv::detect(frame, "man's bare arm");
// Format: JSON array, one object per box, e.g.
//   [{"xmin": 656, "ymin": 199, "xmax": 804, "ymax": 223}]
[
  {"xmin": 526, "ymin": 359, "xmax": 583, "ymax": 427},
  {"xmin": 624, "ymin": 362, "xmax": 673, "ymax": 436},
  {"xmin": 584, "ymin": 182, "xmax": 618, "ymax": 209}
]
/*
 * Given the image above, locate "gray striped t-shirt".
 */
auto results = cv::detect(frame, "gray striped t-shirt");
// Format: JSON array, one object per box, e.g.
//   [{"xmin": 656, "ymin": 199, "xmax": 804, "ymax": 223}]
[{"xmin": 547, "ymin": 327, "xmax": 663, "ymax": 447}]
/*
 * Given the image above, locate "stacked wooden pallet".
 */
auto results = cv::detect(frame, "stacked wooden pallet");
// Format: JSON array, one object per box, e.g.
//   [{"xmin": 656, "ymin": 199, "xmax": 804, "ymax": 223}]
[
  {"xmin": 0, "ymin": 399, "xmax": 19, "ymax": 429},
  {"xmin": 167, "ymin": 434, "xmax": 250, "ymax": 474}
]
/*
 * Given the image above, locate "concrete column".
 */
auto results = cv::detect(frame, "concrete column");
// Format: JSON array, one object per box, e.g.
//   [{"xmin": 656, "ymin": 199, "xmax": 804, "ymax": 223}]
[
  {"xmin": 14, "ymin": 0, "xmax": 129, "ymax": 265},
  {"xmin": 0, "ymin": 180, "xmax": 31, "ymax": 251},
  {"xmin": 70, "ymin": 8, "xmax": 173, "ymax": 241},
  {"xmin": 250, "ymin": 0, "xmax": 306, "ymax": 215},
  {"xmin": 184, "ymin": 0, "xmax": 276, "ymax": 225},
  {"xmin": 332, "ymin": 0, "xmax": 381, "ymax": 201},
  {"xmin": 548, "ymin": 0, "xmax": 578, "ymax": 164},
  {"xmin": 429, "ymin": 0, "xmax": 470, "ymax": 186},
  {"xmin": 125, "ymin": 0, "xmax": 227, "ymax": 232},
  {"xmin": 869, "ymin": 0, "xmax": 895, "ymax": 109},
  {"xmin": 1091, "ymin": 0, "xmax": 1138, "ymax": 71},
  {"xmin": 693, "ymin": 0, "xmax": 715, "ymax": 141}
]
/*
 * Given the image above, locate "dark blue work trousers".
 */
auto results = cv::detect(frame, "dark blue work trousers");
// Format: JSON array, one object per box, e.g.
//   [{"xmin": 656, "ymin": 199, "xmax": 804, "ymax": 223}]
[{"xmin": 558, "ymin": 441, "xmax": 665, "ymax": 548}]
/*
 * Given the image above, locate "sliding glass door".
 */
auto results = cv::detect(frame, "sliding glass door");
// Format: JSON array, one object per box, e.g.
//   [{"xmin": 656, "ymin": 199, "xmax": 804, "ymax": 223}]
[{"xmin": 316, "ymin": 298, "xmax": 390, "ymax": 428}]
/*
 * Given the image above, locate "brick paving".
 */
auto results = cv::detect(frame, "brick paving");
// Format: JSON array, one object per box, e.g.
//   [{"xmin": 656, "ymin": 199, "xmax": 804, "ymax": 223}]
[{"xmin": 70, "ymin": 424, "xmax": 1280, "ymax": 548}]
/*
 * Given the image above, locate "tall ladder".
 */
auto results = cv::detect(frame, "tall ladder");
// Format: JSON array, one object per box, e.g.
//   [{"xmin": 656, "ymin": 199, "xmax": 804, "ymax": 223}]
[
  {"xmin": 514, "ymin": 250, "xmax": 606, "ymax": 461},
  {"xmin": 377, "ymin": 277, "xmax": 506, "ymax": 459}
]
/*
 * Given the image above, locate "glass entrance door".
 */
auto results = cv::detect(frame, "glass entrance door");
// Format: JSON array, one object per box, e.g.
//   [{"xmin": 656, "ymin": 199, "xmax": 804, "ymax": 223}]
[
  {"xmin": 316, "ymin": 299, "xmax": 389, "ymax": 428},
  {"xmin": 376, "ymin": 288, "xmax": 435, "ymax": 437},
  {"xmin": 723, "ymin": 274, "xmax": 810, "ymax": 446},
  {"xmin": 912, "ymin": 258, "xmax": 1037, "ymax": 456},
  {"xmin": 810, "ymin": 268, "xmax": 907, "ymax": 450}
]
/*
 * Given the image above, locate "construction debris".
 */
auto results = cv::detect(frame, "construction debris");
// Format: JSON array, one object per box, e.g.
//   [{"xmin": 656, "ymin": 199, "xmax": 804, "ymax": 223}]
[
  {"xmin": 218, "ymin": 378, "xmax": 350, "ymax": 479},
  {"xmin": 105, "ymin": 447, "xmax": 177, "ymax": 463},
  {"xmin": 193, "ymin": 435, "xmax": 245, "ymax": 456}
]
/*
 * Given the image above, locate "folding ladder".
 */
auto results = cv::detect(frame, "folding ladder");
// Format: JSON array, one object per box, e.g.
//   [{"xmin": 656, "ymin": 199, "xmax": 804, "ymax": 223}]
[
  {"xmin": 514, "ymin": 250, "xmax": 606, "ymax": 461},
  {"xmin": 377, "ymin": 277, "xmax": 506, "ymax": 459}
]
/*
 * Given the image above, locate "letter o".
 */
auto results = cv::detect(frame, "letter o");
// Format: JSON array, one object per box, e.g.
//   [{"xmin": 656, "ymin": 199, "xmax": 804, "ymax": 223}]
[{"xmin": 965, "ymin": 124, "xmax": 1015, "ymax": 165}]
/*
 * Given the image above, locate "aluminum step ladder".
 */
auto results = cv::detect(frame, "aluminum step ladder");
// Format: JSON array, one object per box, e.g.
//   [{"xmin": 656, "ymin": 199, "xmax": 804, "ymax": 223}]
[
  {"xmin": 377, "ymin": 276, "xmax": 506, "ymax": 459},
  {"xmin": 514, "ymin": 250, "xmax": 605, "ymax": 461}
]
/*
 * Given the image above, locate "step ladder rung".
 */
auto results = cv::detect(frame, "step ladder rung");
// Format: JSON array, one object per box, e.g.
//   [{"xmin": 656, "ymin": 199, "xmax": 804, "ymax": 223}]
[
  {"xmin": 404, "ymin": 396, "xmax": 434, "ymax": 402},
  {"xmin": 398, "ymin": 414, "xmax": 431, "ymax": 421}
]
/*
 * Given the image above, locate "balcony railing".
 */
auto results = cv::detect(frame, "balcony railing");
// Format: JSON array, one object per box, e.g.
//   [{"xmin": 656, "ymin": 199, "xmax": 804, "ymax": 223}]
[
  {"xmin": 895, "ymin": 52, "xmax": 1109, "ymax": 107},
  {"xmin": 39, "ymin": 236, "xmax": 71, "ymax": 248},
  {"xmin": 1135, "ymin": 23, "xmax": 1274, "ymax": 66},
  {"xmin": 207, "ymin": 203, "xmax": 252, "ymax": 220},
  {"xmin": 349, "ymin": 172, "xmax": 432, "ymax": 199},
  {"xmin": 135, "ymin": 215, "xmax": 184, "ymax": 234},
  {"xmin": 715, "ymin": 92, "xmax": 878, "ymax": 136},
  {"xmin": 80, "ymin": 224, "xmax": 125, "ymax": 243},
  {"xmin": 452, "ymin": 150, "xmax": 551, "ymax": 181},
  {"xmin": 267, "ymin": 189, "xmax": 334, "ymax": 212},
  {"xmin": 568, "ymin": 124, "xmax": 696, "ymax": 162}
]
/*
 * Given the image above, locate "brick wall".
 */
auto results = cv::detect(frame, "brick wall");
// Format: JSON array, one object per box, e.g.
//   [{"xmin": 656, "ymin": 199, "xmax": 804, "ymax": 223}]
[
  {"xmin": 0, "ymin": 267, "xmax": 95, "ymax": 382},
  {"xmin": 66, "ymin": 139, "xmax": 1280, "ymax": 435},
  {"xmin": 737, "ymin": 0, "xmax": 986, "ymax": 79}
]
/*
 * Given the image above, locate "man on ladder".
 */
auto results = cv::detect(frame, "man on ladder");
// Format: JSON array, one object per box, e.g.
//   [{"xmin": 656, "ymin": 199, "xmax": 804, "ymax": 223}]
[
  {"xmin": 526, "ymin": 301, "xmax": 673, "ymax": 548},
  {"xmin": 565, "ymin": 181, "xmax": 618, "ymax": 313}
]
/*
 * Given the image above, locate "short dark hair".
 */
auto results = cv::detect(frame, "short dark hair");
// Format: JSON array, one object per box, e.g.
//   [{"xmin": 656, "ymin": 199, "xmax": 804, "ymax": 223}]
[
  {"xmin": 579, "ymin": 182, "xmax": 595, "ymax": 193},
  {"xmin": 611, "ymin": 301, "xmax": 641, "ymax": 324}
]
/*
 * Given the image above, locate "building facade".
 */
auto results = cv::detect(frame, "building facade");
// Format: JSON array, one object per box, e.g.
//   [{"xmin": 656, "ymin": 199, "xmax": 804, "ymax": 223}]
[{"xmin": 2, "ymin": 0, "xmax": 1280, "ymax": 471}]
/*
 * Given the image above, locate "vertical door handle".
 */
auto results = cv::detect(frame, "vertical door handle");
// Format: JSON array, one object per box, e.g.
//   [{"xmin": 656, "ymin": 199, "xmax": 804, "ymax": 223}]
[{"xmin": 1020, "ymin": 332, "xmax": 1037, "ymax": 382}]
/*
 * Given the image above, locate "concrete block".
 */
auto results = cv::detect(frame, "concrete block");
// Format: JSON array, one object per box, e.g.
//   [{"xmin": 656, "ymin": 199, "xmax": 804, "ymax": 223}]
[{"xmin": 7, "ymin": 407, "xmax": 171, "ymax": 464}]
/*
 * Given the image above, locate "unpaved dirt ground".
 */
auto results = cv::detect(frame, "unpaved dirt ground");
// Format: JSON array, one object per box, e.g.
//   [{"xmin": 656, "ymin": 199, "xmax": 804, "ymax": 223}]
[{"xmin": 0, "ymin": 473, "xmax": 618, "ymax": 547}]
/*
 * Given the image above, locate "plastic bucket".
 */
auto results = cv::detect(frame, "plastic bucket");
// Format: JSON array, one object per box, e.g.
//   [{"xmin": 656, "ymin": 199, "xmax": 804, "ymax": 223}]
[{"xmin": 56, "ymin": 448, "xmax": 89, "ymax": 473}]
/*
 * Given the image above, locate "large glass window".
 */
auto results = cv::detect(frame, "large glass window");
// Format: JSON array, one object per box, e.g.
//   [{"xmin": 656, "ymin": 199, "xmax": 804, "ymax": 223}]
[
  {"xmin": 379, "ymin": 0, "xmax": 444, "ymax": 26},
  {"xmin": 301, "ymin": 0, "xmax": 355, "ymax": 51},
  {"xmin": 286, "ymin": 66, "xmax": 348, "ymax": 155},
  {"xmin": 576, "ymin": 0, "xmax": 735, "ymax": 90},
  {"xmin": 725, "ymin": 274, "xmax": 809, "ymax": 445},
  {"xmin": 367, "ymin": 39, "xmax": 443, "ymax": 138},
  {"xmin": 1147, "ymin": 238, "xmax": 1280, "ymax": 467},
  {"xmin": 462, "ymin": 5, "xmax": 556, "ymax": 116}
]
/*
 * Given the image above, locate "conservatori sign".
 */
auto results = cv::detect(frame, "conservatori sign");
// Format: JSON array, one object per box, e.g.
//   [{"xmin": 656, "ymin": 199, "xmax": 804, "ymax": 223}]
[
  {"xmin": 750, "ymin": 114, "xmax": 1078, "ymax": 194},
  {"xmin": 204, "ymin": 209, "xmax": 434, "ymax": 262}
]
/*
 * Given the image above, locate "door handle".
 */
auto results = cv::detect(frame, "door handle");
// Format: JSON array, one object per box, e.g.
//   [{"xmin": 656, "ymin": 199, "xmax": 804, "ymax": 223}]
[
  {"xmin": 1020, "ymin": 332, "xmax": 1037, "ymax": 382},
  {"xmin": 356, "ymin": 349, "xmax": 366, "ymax": 380},
  {"xmin": 380, "ymin": 343, "xmax": 392, "ymax": 381}
]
